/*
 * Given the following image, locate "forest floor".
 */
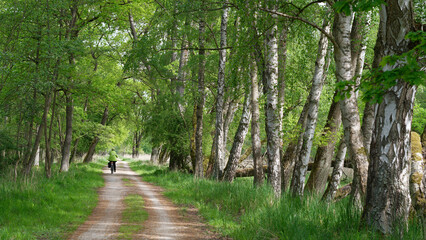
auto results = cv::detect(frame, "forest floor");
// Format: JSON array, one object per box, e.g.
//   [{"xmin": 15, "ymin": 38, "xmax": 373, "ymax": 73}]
[{"xmin": 68, "ymin": 160, "xmax": 221, "ymax": 240}]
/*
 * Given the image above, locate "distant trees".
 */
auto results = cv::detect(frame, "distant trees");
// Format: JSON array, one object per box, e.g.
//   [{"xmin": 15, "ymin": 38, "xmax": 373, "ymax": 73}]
[{"xmin": 1, "ymin": 0, "xmax": 425, "ymax": 235}]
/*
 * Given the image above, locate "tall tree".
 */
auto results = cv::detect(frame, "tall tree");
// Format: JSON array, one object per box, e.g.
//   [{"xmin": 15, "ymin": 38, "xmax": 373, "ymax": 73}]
[
  {"xmin": 290, "ymin": 18, "xmax": 330, "ymax": 197},
  {"xmin": 362, "ymin": 0, "xmax": 419, "ymax": 233},
  {"xmin": 213, "ymin": 0, "xmax": 230, "ymax": 180},
  {"xmin": 264, "ymin": 0, "xmax": 281, "ymax": 197},
  {"xmin": 194, "ymin": 5, "xmax": 206, "ymax": 179}
]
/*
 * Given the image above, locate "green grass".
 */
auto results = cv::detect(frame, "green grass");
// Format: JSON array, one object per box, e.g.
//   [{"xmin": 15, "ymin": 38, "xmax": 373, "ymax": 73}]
[
  {"xmin": 118, "ymin": 194, "xmax": 148, "ymax": 240},
  {"xmin": 0, "ymin": 160, "xmax": 106, "ymax": 239},
  {"xmin": 127, "ymin": 159, "xmax": 424, "ymax": 240}
]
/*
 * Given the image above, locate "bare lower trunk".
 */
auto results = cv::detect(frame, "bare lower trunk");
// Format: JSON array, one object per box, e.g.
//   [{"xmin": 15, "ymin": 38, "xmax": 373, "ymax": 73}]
[
  {"xmin": 150, "ymin": 146, "xmax": 161, "ymax": 164},
  {"xmin": 362, "ymin": 0, "xmax": 415, "ymax": 233},
  {"xmin": 24, "ymin": 92, "xmax": 51, "ymax": 175},
  {"xmin": 250, "ymin": 56, "xmax": 264, "ymax": 186},
  {"xmin": 278, "ymin": 25, "xmax": 288, "ymax": 160},
  {"xmin": 213, "ymin": 1, "xmax": 229, "ymax": 180},
  {"xmin": 60, "ymin": 91, "xmax": 73, "ymax": 172},
  {"xmin": 361, "ymin": 102, "xmax": 376, "ymax": 154},
  {"xmin": 290, "ymin": 19, "xmax": 330, "ymax": 197},
  {"xmin": 322, "ymin": 141, "xmax": 347, "ymax": 202},
  {"xmin": 45, "ymin": 91, "xmax": 56, "ymax": 178},
  {"xmin": 264, "ymin": 2, "xmax": 281, "ymax": 197},
  {"xmin": 83, "ymin": 107, "xmax": 108, "ymax": 163},
  {"xmin": 333, "ymin": 10, "xmax": 368, "ymax": 207},
  {"xmin": 222, "ymin": 92, "xmax": 251, "ymax": 182},
  {"xmin": 194, "ymin": 16, "xmax": 206, "ymax": 179},
  {"xmin": 281, "ymin": 101, "xmax": 309, "ymax": 191},
  {"xmin": 305, "ymin": 93, "xmax": 342, "ymax": 194}
]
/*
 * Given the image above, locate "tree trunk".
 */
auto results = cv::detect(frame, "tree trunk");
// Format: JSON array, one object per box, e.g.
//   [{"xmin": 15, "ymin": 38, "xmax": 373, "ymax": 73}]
[
  {"xmin": 281, "ymin": 101, "xmax": 309, "ymax": 191},
  {"xmin": 177, "ymin": 20, "xmax": 189, "ymax": 115},
  {"xmin": 278, "ymin": 24, "xmax": 288, "ymax": 161},
  {"xmin": 150, "ymin": 146, "xmax": 161, "ymax": 164},
  {"xmin": 322, "ymin": 140, "xmax": 347, "ymax": 202},
  {"xmin": 83, "ymin": 106, "xmax": 109, "ymax": 163},
  {"xmin": 362, "ymin": 0, "xmax": 415, "ymax": 233},
  {"xmin": 212, "ymin": 0, "xmax": 229, "ymax": 180},
  {"xmin": 60, "ymin": 91, "xmax": 73, "ymax": 172},
  {"xmin": 23, "ymin": 92, "xmax": 51, "ymax": 175},
  {"xmin": 333, "ymin": 10, "xmax": 368, "ymax": 207},
  {"xmin": 290, "ymin": 19, "xmax": 330, "ymax": 197},
  {"xmin": 250, "ymin": 55, "xmax": 264, "ymax": 187},
  {"xmin": 410, "ymin": 132, "xmax": 425, "ymax": 212},
  {"xmin": 222, "ymin": 92, "xmax": 251, "ymax": 182},
  {"xmin": 305, "ymin": 92, "xmax": 342, "ymax": 194},
  {"xmin": 44, "ymin": 91, "xmax": 57, "ymax": 178},
  {"xmin": 264, "ymin": 1, "xmax": 281, "ymax": 197},
  {"xmin": 194, "ymin": 15, "xmax": 206, "ymax": 179}
]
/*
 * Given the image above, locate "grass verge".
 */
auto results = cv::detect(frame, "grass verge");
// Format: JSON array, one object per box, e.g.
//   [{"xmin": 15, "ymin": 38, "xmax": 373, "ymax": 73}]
[
  {"xmin": 0, "ymin": 160, "xmax": 106, "ymax": 239},
  {"xmin": 127, "ymin": 159, "xmax": 424, "ymax": 240},
  {"xmin": 118, "ymin": 194, "xmax": 148, "ymax": 240}
]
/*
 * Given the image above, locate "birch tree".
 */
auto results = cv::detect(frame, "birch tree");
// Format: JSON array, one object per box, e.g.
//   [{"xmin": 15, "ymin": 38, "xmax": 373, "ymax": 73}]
[
  {"xmin": 363, "ymin": 0, "xmax": 420, "ymax": 233},
  {"xmin": 290, "ymin": 19, "xmax": 330, "ymax": 197},
  {"xmin": 213, "ymin": 0, "xmax": 229, "ymax": 180},
  {"xmin": 264, "ymin": 0, "xmax": 281, "ymax": 196}
]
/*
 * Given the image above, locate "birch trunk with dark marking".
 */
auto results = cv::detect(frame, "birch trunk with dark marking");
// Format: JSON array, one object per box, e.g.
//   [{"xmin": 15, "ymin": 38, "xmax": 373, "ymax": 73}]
[
  {"xmin": 333, "ymin": 9, "xmax": 368, "ymax": 207},
  {"xmin": 281, "ymin": 101, "xmax": 309, "ymax": 191},
  {"xmin": 213, "ymin": 0, "xmax": 229, "ymax": 180},
  {"xmin": 250, "ymin": 55, "xmax": 264, "ymax": 186},
  {"xmin": 194, "ymin": 16, "xmax": 206, "ymax": 179},
  {"xmin": 362, "ymin": 0, "xmax": 416, "ymax": 233},
  {"xmin": 222, "ymin": 92, "xmax": 251, "ymax": 182},
  {"xmin": 278, "ymin": 25, "xmax": 288, "ymax": 160},
  {"xmin": 264, "ymin": 0, "xmax": 281, "ymax": 196},
  {"xmin": 223, "ymin": 99, "xmax": 239, "ymax": 149},
  {"xmin": 306, "ymin": 12, "xmax": 369, "ymax": 194},
  {"xmin": 322, "ymin": 141, "xmax": 347, "ymax": 202},
  {"xmin": 177, "ymin": 20, "xmax": 189, "ymax": 114},
  {"xmin": 290, "ymin": 19, "xmax": 330, "ymax": 197},
  {"xmin": 305, "ymin": 92, "xmax": 341, "ymax": 194},
  {"xmin": 83, "ymin": 107, "xmax": 109, "ymax": 163}
]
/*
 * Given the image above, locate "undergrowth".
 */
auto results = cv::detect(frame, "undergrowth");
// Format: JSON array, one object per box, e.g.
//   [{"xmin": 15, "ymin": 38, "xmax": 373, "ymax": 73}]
[
  {"xmin": 0, "ymin": 160, "xmax": 105, "ymax": 239},
  {"xmin": 127, "ymin": 159, "xmax": 424, "ymax": 240}
]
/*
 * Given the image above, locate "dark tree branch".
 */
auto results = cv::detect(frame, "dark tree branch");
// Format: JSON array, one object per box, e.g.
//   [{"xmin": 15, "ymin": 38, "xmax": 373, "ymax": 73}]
[{"xmin": 260, "ymin": 7, "xmax": 338, "ymax": 48}]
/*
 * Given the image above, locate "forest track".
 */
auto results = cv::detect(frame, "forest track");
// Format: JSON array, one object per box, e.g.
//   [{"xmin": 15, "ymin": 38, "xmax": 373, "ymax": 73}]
[{"xmin": 69, "ymin": 160, "xmax": 222, "ymax": 240}]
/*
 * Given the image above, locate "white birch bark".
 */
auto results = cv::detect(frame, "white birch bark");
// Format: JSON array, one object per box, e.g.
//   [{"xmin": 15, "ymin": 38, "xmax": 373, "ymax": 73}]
[
  {"xmin": 290, "ymin": 20, "xmax": 330, "ymax": 197},
  {"xmin": 322, "ymin": 140, "xmax": 347, "ymax": 202},
  {"xmin": 363, "ymin": 0, "xmax": 416, "ymax": 233},
  {"xmin": 333, "ymin": 10, "xmax": 368, "ymax": 207},
  {"xmin": 222, "ymin": 92, "xmax": 251, "ymax": 182},
  {"xmin": 264, "ymin": 0, "xmax": 281, "ymax": 197},
  {"xmin": 194, "ymin": 16, "xmax": 206, "ymax": 179},
  {"xmin": 250, "ymin": 56, "xmax": 264, "ymax": 186},
  {"xmin": 213, "ymin": 0, "xmax": 229, "ymax": 180}
]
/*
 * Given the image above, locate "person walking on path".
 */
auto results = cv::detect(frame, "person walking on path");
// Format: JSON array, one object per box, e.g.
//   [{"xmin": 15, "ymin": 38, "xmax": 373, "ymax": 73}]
[{"xmin": 108, "ymin": 149, "xmax": 119, "ymax": 173}]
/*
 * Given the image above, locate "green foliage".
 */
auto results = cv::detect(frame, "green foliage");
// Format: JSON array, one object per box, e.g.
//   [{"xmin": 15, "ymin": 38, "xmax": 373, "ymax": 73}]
[
  {"xmin": 0, "ymin": 160, "xmax": 105, "ymax": 239},
  {"xmin": 128, "ymin": 160, "xmax": 423, "ymax": 239},
  {"xmin": 361, "ymin": 31, "xmax": 426, "ymax": 103},
  {"xmin": 333, "ymin": 0, "xmax": 384, "ymax": 15}
]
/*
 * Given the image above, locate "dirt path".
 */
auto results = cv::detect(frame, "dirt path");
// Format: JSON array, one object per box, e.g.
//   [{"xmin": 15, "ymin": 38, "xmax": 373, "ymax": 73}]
[{"xmin": 69, "ymin": 161, "xmax": 221, "ymax": 240}]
